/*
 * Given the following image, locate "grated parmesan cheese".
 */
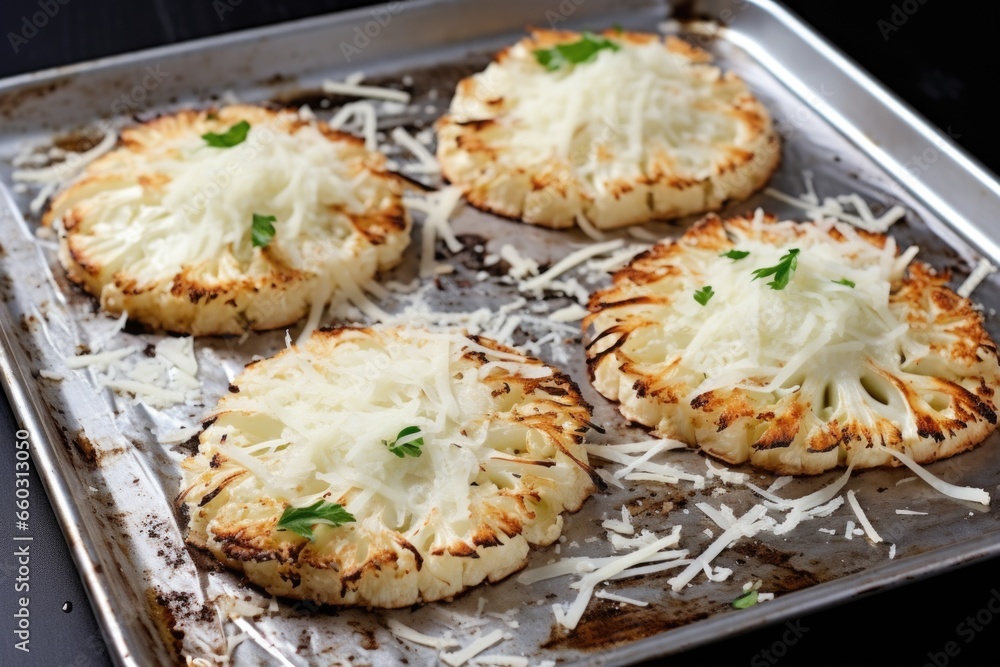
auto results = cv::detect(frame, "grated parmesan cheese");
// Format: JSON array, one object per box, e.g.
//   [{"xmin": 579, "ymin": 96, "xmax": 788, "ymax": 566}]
[
  {"xmin": 387, "ymin": 619, "xmax": 459, "ymax": 649},
  {"xmin": 764, "ymin": 173, "xmax": 906, "ymax": 233},
  {"xmin": 846, "ymin": 490, "xmax": 882, "ymax": 543},
  {"xmin": 440, "ymin": 629, "xmax": 505, "ymax": 667},
  {"xmin": 956, "ymin": 258, "xmax": 996, "ymax": 298},
  {"xmin": 322, "ymin": 79, "xmax": 410, "ymax": 103},
  {"xmin": 668, "ymin": 504, "xmax": 768, "ymax": 591},
  {"xmin": 878, "ymin": 446, "xmax": 990, "ymax": 505},
  {"xmin": 391, "ymin": 126, "xmax": 440, "ymax": 174}
]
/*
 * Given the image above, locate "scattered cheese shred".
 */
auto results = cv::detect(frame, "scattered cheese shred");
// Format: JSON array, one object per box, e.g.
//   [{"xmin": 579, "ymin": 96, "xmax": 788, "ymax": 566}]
[
  {"xmin": 593, "ymin": 590, "xmax": 648, "ymax": 606},
  {"xmin": 668, "ymin": 505, "xmax": 768, "ymax": 592},
  {"xmin": 520, "ymin": 240, "xmax": 624, "ymax": 292},
  {"xmin": 391, "ymin": 126, "xmax": 440, "ymax": 174},
  {"xmin": 386, "ymin": 619, "xmax": 459, "ymax": 650},
  {"xmin": 555, "ymin": 530, "xmax": 685, "ymax": 630},
  {"xmin": 65, "ymin": 347, "xmax": 135, "ymax": 370},
  {"xmin": 956, "ymin": 258, "xmax": 996, "ymax": 298},
  {"xmin": 322, "ymin": 79, "xmax": 410, "ymax": 103},
  {"xmin": 764, "ymin": 173, "xmax": 905, "ymax": 232},
  {"xmin": 440, "ymin": 629, "xmax": 505, "ymax": 667},
  {"xmin": 548, "ymin": 303, "xmax": 589, "ymax": 323},
  {"xmin": 846, "ymin": 490, "xmax": 883, "ymax": 543},
  {"xmin": 574, "ymin": 214, "xmax": 606, "ymax": 241},
  {"xmin": 329, "ymin": 101, "xmax": 378, "ymax": 150},
  {"xmin": 12, "ymin": 130, "xmax": 117, "ymax": 185},
  {"xmin": 878, "ymin": 446, "xmax": 990, "ymax": 506}
]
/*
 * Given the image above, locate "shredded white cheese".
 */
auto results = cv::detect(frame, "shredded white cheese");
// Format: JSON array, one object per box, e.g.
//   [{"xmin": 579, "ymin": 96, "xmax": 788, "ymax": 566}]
[
  {"xmin": 440, "ymin": 629, "xmax": 505, "ymax": 667},
  {"xmin": 391, "ymin": 126, "xmax": 440, "ymax": 174},
  {"xmin": 593, "ymin": 590, "xmax": 648, "ymax": 607},
  {"xmin": 846, "ymin": 490, "xmax": 883, "ymax": 543},
  {"xmin": 65, "ymin": 347, "xmax": 135, "ymax": 370},
  {"xmin": 957, "ymin": 258, "xmax": 996, "ymax": 298},
  {"xmin": 386, "ymin": 619, "xmax": 459, "ymax": 649},
  {"xmin": 668, "ymin": 504, "xmax": 768, "ymax": 591},
  {"xmin": 322, "ymin": 79, "xmax": 410, "ymax": 103},
  {"xmin": 520, "ymin": 240, "xmax": 624, "ymax": 292},
  {"xmin": 878, "ymin": 446, "xmax": 990, "ymax": 505},
  {"xmin": 13, "ymin": 130, "xmax": 117, "ymax": 185},
  {"xmin": 764, "ymin": 174, "xmax": 906, "ymax": 232}
]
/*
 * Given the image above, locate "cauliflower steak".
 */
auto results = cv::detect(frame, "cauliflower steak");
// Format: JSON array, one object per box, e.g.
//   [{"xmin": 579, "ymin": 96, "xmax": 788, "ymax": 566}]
[
  {"xmin": 585, "ymin": 213, "xmax": 1000, "ymax": 474},
  {"xmin": 436, "ymin": 29, "xmax": 780, "ymax": 230},
  {"xmin": 180, "ymin": 327, "xmax": 599, "ymax": 607},
  {"xmin": 44, "ymin": 105, "xmax": 409, "ymax": 335}
]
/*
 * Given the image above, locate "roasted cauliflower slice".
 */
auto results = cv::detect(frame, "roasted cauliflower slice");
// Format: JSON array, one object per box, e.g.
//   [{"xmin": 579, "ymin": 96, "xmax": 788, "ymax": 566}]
[
  {"xmin": 436, "ymin": 29, "xmax": 780, "ymax": 230},
  {"xmin": 585, "ymin": 213, "xmax": 1000, "ymax": 475},
  {"xmin": 44, "ymin": 105, "xmax": 409, "ymax": 335},
  {"xmin": 180, "ymin": 327, "xmax": 599, "ymax": 607}
]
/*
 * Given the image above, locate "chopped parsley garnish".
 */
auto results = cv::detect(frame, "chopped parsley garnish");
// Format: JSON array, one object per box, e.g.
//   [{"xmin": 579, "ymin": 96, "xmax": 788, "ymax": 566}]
[
  {"xmin": 383, "ymin": 426, "xmax": 424, "ymax": 458},
  {"xmin": 251, "ymin": 213, "xmax": 277, "ymax": 248},
  {"xmin": 732, "ymin": 589, "xmax": 759, "ymax": 609},
  {"xmin": 533, "ymin": 32, "xmax": 620, "ymax": 71},
  {"xmin": 721, "ymin": 249, "xmax": 750, "ymax": 261},
  {"xmin": 693, "ymin": 285, "xmax": 715, "ymax": 306},
  {"xmin": 202, "ymin": 120, "xmax": 250, "ymax": 148},
  {"xmin": 833, "ymin": 277, "xmax": 856, "ymax": 288},
  {"xmin": 751, "ymin": 248, "xmax": 800, "ymax": 290},
  {"xmin": 275, "ymin": 500, "xmax": 355, "ymax": 540}
]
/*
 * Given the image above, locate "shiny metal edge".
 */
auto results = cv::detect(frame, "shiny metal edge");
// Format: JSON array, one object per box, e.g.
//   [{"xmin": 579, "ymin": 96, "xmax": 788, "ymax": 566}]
[
  {"xmin": 721, "ymin": 0, "xmax": 1000, "ymax": 262},
  {"xmin": 0, "ymin": 255, "xmax": 138, "ymax": 665}
]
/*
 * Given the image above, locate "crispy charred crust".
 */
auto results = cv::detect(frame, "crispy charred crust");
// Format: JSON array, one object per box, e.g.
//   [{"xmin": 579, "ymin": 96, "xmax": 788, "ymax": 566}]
[
  {"xmin": 196, "ymin": 471, "xmax": 247, "ymax": 508},
  {"xmin": 214, "ymin": 525, "xmax": 307, "ymax": 564},
  {"xmin": 394, "ymin": 536, "xmax": 423, "ymax": 571}
]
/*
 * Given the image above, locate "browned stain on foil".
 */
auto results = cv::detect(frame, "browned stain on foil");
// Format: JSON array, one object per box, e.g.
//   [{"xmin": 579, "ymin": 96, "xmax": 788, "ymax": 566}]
[
  {"xmin": 74, "ymin": 432, "xmax": 98, "ymax": 466},
  {"xmin": 73, "ymin": 430, "xmax": 128, "ymax": 467},
  {"xmin": 145, "ymin": 588, "xmax": 186, "ymax": 664},
  {"xmin": 730, "ymin": 540, "xmax": 823, "ymax": 592},
  {"xmin": 543, "ymin": 593, "xmax": 714, "ymax": 651}
]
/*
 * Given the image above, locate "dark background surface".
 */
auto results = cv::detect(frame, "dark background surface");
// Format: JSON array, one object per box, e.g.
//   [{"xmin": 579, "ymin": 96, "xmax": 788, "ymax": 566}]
[{"xmin": 1, "ymin": 1, "xmax": 999, "ymax": 665}]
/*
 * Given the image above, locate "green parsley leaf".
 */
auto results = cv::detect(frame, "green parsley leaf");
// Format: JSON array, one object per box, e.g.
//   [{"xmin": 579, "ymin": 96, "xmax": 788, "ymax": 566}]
[
  {"xmin": 732, "ymin": 589, "xmax": 759, "ymax": 609},
  {"xmin": 833, "ymin": 277, "xmax": 856, "ymax": 288},
  {"xmin": 533, "ymin": 32, "xmax": 620, "ymax": 71},
  {"xmin": 383, "ymin": 425, "xmax": 424, "ymax": 458},
  {"xmin": 693, "ymin": 285, "xmax": 715, "ymax": 306},
  {"xmin": 251, "ymin": 213, "xmax": 277, "ymax": 248},
  {"xmin": 275, "ymin": 500, "xmax": 355, "ymax": 540},
  {"xmin": 751, "ymin": 248, "xmax": 800, "ymax": 290},
  {"xmin": 721, "ymin": 249, "xmax": 750, "ymax": 261},
  {"xmin": 612, "ymin": 23, "xmax": 624, "ymax": 34},
  {"xmin": 202, "ymin": 120, "xmax": 250, "ymax": 148}
]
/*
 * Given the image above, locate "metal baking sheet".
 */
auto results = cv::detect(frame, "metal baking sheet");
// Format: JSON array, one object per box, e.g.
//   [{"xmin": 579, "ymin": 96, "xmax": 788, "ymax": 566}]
[{"xmin": 2, "ymin": 1, "xmax": 1000, "ymax": 665}]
